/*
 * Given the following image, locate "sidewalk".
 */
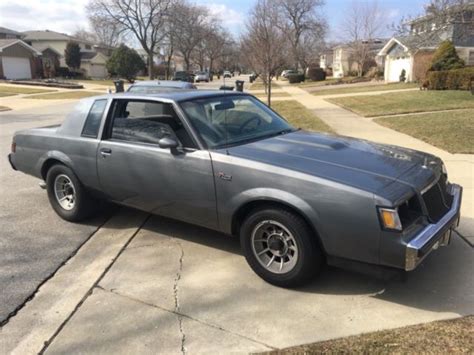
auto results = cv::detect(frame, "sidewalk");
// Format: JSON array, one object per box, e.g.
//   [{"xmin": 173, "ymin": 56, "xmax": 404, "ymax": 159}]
[{"xmin": 277, "ymin": 81, "xmax": 473, "ymax": 243}]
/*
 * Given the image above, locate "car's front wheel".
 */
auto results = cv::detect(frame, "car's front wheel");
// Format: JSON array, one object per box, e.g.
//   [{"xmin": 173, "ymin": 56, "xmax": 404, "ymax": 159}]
[
  {"xmin": 46, "ymin": 164, "xmax": 96, "ymax": 222},
  {"xmin": 240, "ymin": 208, "xmax": 323, "ymax": 287}
]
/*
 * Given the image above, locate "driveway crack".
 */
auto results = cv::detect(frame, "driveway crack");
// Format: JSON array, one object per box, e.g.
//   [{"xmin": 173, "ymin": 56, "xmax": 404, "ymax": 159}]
[{"xmin": 173, "ymin": 241, "xmax": 186, "ymax": 354}]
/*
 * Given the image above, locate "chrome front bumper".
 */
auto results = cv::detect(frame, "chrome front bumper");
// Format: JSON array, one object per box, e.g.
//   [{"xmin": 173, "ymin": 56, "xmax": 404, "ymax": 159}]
[{"xmin": 405, "ymin": 184, "xmax": 462, "ymax": 271}]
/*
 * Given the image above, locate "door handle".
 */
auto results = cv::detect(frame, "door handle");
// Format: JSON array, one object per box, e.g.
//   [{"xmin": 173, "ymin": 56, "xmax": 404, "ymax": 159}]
[{"xmin": 100, "ymin": 148, "xmax": 112, "ymax": 157}]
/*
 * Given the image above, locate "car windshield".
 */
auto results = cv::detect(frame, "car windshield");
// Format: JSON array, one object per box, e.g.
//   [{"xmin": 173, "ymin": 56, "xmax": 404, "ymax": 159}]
[
  {"xmin": 180, "ymin": 95, "xmax": 295, "ymax": 149},
  {"xmin": 128, "ymin": 86, "xmax": 183, "ymax": 94}
]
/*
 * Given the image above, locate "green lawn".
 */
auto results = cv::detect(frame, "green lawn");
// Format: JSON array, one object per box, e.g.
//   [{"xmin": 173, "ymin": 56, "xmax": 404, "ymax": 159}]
[
  {"xmin": 0, "ymin": 85, "xmax": 56, "ymax": 95},
  {"xmin": 71, "ymin": 79, "xmax": 117, "ymax": 86},
  {"xmin": 328, "ymin": 90, "xmax": 474, "ymax": 117},
  {"xmin": 29, "ymin": 91, "xmax": 101, "ymax": 100},
  {"xmin": 271, "ymin": 100, "xmax": 335, "ymax": 133},
  {"xmin": 265, "ymin": 316, "xmax": 474, "ymax": 354},
  {"xmin": 311, "ymin": 82, "xmax": 418, "ymax": 96},
  {"xmin": 375, "ymin": 109, "xmax": 474, "ymax": 154},
  {"xmin": 249, "ymin": 80, "xmax": 280, "ymax": 91}
]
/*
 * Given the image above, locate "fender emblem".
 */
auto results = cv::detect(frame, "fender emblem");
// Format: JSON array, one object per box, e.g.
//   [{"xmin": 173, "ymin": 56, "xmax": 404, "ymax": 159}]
[{"xmin": 218, "ymin": 172, "xmax": 232, "ymax": 181}]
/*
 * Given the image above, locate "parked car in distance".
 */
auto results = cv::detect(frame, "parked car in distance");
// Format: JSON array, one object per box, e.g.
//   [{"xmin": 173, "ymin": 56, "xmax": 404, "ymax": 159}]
[
  {"xmin": 173, "ymin": 71, "xmax": 195, "ymax": 83},
  {"xmin": 223, "ymin": 70, "xmax": 232, "ymax": 78},
  {"xmin": 127, "ymin": 80, "xmax": 197, "ymax": 93},
  {"xmin": 281, "ymin": 69, "xmax": 299, "ymax": 78},
  {"xmin": 195, "ymin": 72, "xmax": 210, "ymax": 83},
  {"xmin": 9, "ymin": 91, "xmax": 462, "ymax": 288}
]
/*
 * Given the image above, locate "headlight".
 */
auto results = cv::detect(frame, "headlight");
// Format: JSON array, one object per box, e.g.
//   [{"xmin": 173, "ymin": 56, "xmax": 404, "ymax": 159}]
[{"xmin": 378, "ymin": 207, "xmax": 402, "ymax": 231}]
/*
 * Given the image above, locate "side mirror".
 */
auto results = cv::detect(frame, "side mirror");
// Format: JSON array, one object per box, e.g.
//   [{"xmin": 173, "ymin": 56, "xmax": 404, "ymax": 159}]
[{"xmin": 158, "ymin": 137, "xmax": 179, "ymax": 149}]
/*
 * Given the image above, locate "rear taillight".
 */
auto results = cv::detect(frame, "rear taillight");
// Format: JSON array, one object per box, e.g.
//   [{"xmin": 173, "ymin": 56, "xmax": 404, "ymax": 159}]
[{"xmin": 11, "ymin": 142, "xmax": 16, "ymax": 153}]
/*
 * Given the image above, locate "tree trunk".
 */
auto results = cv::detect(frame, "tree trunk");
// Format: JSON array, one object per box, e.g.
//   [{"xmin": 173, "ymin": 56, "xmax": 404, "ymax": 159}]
[
  {"xmin": 148, "ymin": 51, "xmax": 154, "ymax": 79},
  {"xmin": 267, "ymin": 72, "xmax": 272, "ymax": 107}
]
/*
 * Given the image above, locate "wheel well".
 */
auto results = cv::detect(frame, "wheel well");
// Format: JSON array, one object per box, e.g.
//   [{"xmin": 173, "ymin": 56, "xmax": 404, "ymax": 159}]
[
  {"xmin": 231, "ymin": 200, "xmax": 326, "ymax": 253},
  {"xmin": 41, "ymin": 159, "xmax": 64, "ymax": 180}
]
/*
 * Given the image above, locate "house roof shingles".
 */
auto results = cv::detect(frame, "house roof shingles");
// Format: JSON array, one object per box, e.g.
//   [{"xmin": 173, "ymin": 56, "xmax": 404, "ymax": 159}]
[
  {"xmin": 0, "ymin": 39, "xmax": 41, "ymax": 54},
  {"xmin": 80, "ymin": 52, "xmax": 99, "ymax": 60},
  {"xmin": 22, "ymin": 30, "xmax": 93, "ymax": 44},
  {"xmin": 394, "ymin": 34, "xmax": 444, "ymax": 51},
  {"xmin": 0, "ymin": 26, "xmax": 23, "ymax": 37}
]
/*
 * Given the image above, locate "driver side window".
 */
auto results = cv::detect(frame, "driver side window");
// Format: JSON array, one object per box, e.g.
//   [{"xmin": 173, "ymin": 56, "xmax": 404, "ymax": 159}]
[{"xmin": 107, "ymin": 99, "xmax": 195, "ymax": 148}]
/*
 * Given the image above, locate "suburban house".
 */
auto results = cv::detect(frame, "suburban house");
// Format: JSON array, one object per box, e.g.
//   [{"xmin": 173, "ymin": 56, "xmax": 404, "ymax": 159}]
[
  {"xmin": 378, "ymin": 4, "xmax": 474, "ymax": 82},
  {"xmin": 22, "ymin": 30, "xmax": 110, "ymax": 78},
  {"xmin": 332, "ymin": 39, "xmax": 386, "ymax": 78},
  {"xmin": 0, "ymin": 27, "xmax": 42, "ymax": 79},
  {"xmin": 319, "ymin": 49, "xmax": 333, "ymax": 70}
]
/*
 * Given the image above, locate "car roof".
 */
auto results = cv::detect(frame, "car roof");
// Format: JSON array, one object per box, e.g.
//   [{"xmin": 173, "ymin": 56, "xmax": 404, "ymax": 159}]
[
  {"xmin": 129, "ymin": 80, "xmax": 193, "ymax": 88},
  {"xmin": 92, "ymin": 90, "xmax": 249, "ymax": 103}
]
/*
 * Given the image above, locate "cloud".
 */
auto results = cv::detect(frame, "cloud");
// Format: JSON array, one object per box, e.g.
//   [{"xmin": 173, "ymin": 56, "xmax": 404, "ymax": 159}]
[
  {"xmin": 0, "ymin": 0, "xmax": 90, "ymax": 34},
  {"xmin": 204, "ymin": 3, "xmax": 245, "ymax": 31},
  {"xmin": 0, "ymin": 0, "xmax": 246, "ymax": 38}
]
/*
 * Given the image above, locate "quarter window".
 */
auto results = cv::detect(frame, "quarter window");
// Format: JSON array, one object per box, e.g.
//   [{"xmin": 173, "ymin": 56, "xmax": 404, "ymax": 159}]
[{"xmin": 82, "ymin": 99, "xmax": 107, "ymax": 138}]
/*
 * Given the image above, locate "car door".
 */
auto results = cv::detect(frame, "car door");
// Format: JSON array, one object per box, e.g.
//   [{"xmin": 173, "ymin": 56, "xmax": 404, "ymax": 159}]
[{"xmin": 97, "ymin": 98, "xmax": 217, "ymax": 229}]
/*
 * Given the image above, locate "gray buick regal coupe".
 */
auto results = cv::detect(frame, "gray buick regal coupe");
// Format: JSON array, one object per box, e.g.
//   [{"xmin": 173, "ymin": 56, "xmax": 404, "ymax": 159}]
[{"xmin": 8, "ymin": 91, "xmax": 462, "ymax": 287}]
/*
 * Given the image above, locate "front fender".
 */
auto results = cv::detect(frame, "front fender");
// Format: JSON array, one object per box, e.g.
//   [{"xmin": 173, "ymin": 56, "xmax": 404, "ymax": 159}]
[{"xmin": 222, "ymin": 187, "xmax": 322, "ymax": 237}]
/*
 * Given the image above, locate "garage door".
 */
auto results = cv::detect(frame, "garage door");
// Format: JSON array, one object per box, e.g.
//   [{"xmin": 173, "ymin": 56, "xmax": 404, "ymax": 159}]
[
  {"xmin": 2, "ymin": 56, "xmax": 32, "ymax": 79},
  {"xmin": 90, "ymin": 64, "xmax": 107, "ymax": 79},
  {"xmin": 388, "ymin": 57, "xmax": 410, "ymax": 82}
]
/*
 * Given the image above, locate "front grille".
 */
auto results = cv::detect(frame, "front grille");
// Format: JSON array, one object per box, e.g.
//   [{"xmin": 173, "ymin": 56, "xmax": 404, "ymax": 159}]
[{"xmin": 422, "ymin": 175, "xmax": 452, "ymax": 223}]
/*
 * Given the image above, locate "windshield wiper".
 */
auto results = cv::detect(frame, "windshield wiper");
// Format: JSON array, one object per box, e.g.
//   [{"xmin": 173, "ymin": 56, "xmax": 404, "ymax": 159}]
[{"xmin": 213, "ymin": 128, "xmax": 297, "ymax": 149}]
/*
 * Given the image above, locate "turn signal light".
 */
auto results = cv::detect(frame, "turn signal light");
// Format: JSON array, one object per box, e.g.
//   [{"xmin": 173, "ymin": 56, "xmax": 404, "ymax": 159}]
[
  {"xmin": 379, "ymin": 208, "xmax": 402, "ymax": 231},
  {"xmin": 11, "ymin": 142, "xmax": 16, "ymax": 153}
]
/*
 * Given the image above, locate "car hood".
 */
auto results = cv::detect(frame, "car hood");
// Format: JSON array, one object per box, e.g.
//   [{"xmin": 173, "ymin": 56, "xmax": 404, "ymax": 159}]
[{"xmin": 226, "ymin": 130, "xmax": 440, "ymax": 195}]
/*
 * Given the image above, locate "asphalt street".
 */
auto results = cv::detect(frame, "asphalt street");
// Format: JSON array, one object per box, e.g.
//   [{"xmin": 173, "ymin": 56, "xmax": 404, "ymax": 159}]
[{"xmin": 0, "ymin": 103, "xmax": 109, "ymax": 324}]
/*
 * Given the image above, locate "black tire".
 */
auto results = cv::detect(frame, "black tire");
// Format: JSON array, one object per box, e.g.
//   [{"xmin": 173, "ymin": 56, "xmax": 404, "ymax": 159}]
[
  {"xmin": 240, "ymin": 208, "xmax": 323, "ymax": 288},
  {"xmin": 46, "ymin": 164, "xmax": 96, "ymax": 222}
]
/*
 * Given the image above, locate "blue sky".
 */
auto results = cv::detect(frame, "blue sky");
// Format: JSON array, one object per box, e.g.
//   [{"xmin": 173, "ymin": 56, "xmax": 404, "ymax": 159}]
[
  {"xmin": 0, "ymin": 0, "xmax": 428, "ymax": 40},
  {"xmin": 203, "ymin": 0, "xmax": 428, "ymax": 40}
]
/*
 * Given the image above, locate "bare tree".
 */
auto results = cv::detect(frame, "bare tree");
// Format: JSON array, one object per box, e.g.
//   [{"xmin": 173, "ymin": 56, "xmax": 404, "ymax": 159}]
[
  {"xmin": 173, "ymin": 2, "xmax": 210, "ymax": 71},
  {"xmin": 341, "ymin": 0, "xmax": 386, "ymax": 76},
  {"xmin": 73, "ymin": 28, "xmax": 97, "ymax": 43},
  {"xmin": 242, "ymin": 0, "xmax": 288, "ymax": 106},
  {"xmin": 89, "ymin": 15, "xmax": 125, "ymax": 47},
  {"xmin": 205, "ymin": 27, "xmax": 231, "ymax": 75},
  {"xmin": 275, "ymin": 0, "xmax": 326, "ymax": 70},
  {"xmin": 87, "ymin": 0, "xmax": 172, "ymax": 79}
]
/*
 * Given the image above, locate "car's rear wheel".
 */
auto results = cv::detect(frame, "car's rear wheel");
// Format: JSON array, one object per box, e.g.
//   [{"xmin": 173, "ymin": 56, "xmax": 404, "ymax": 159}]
[
  {"xmin": 46, "ymin": 164, "xmax": 96, "ymax": 222},
  {"xmin": 240, "ymin": 208, "xmax": 323, "ymax": 287}
]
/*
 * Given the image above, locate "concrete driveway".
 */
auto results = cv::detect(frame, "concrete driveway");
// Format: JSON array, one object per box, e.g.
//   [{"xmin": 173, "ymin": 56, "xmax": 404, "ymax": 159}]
[{"xmin": 2, "ymin": 209, "xmax": 472, "ymax": 354}]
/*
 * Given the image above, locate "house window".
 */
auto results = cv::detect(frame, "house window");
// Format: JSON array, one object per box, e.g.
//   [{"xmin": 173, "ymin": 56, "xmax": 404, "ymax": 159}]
[
  {"xmin": 85, "ymin": 44, "xmax": 91, "ymax": 50},
  {"xmin": 468, "ymin": 51, "xmax": 474, "ymax": 65}
]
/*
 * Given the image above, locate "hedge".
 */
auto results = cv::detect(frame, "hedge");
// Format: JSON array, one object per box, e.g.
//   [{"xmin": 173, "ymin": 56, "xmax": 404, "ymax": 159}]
[
  {"xmin": 427, "ymin": 67, "xmax": 474, "ymax": 90},
  {"xmin": 307, "ymin": 68, "xmax": 326, "ymax": 81},
  {"xmin": 288, "ymin": 73, "xmax": 305, "ymax": 84}
]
